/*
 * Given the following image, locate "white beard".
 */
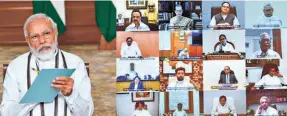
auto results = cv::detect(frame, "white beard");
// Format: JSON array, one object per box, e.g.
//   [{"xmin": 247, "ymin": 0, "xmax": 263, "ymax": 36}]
[{"xmin": 29, "ymin": 40, "xmax": 58, "ymax": 61}]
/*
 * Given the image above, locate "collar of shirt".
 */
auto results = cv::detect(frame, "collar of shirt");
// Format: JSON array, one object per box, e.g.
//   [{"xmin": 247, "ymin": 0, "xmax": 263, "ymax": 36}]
[{"xmin": 130, "ymin": 21, "xmax": 145, "ymax": 28}]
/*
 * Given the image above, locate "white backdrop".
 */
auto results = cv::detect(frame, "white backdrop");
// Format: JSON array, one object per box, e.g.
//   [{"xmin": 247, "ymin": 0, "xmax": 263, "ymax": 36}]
[
  {"xmin": 203, "ymin": 30, "xmax": 246, "ymax": 53},
  {"xmin": 203, "ymin": 60, "xmax": 246, "ymax": 91},
  {"xmin": 245, "ymin": 1, "xmax": 287, "ymax": 28}
]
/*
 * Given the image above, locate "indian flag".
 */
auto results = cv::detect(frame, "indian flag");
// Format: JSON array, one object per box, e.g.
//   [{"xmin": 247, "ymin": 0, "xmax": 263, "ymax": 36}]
[
  {"xmin": 95, "ymin": 0, "xmax": 116, "ymax": 43},
  {"xmin": 33, "ymin": 0, "xmax": 66, "ymax": 35}
]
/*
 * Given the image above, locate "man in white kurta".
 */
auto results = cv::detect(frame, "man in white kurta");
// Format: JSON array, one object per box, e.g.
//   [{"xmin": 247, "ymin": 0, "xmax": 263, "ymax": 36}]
[
  {"xmin": 1, "ymin": 13, "xmax": 93, "ymax": 116},
  {"xmin": 132, "ymin": 109, "xmax": 152, "ymax": 116},
  {"xmin": 178, "ymin": 48, "xmax": 189, "ymax": 59},
  {"xmin": 255, "ymin": 3, "xmax": 282, "ymax": 28},
  {"xmin": 255, "ymin": 96, "xmax": 278, "ymax": 115},
  {"xmin": 250, "ymin": 32, "xmax": 281, "ymax": 59},
  {"xmin": 255, "ymin": 66, "xmax": 285, "ymax": 89},
  {"xmin": 211, "ymin": 96, "xmax": 237, "ymax": 116},
  {"xmin": 125, "ymin": 9, "xmax": 150, "ymax": 31},
  {"xmin": 173, "ymin": 103, "xmax": 187, "ymax": 116},
  {"xmin": 167, "ymin": 67, "xmax": 194, "ymax": 91},
  {"xmin": 120, "ymin": 37, "xmax": 142, "ymax": 58}
]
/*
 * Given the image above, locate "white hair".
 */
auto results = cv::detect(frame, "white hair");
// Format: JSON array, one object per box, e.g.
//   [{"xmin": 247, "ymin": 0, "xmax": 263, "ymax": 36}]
[
  {"xmin": 23, "ymin": 13, "xmax": 57, "ymax": 38},
  {"xmin": 260, "ymin": 32, "xmax": 271, "ymax": 42},
  {"xmin": 260, "ymin": 96, "xmax": 269, "ymax": 103},
  {"xmin": 263, "ymin": 3, "xmax": 273, "ymax": 10}
]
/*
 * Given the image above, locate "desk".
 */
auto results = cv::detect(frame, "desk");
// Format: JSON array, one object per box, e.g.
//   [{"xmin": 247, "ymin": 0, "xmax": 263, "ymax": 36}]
[{"xmin": 205, "ymin": 54, "xmax": 241, "ymax": 60}]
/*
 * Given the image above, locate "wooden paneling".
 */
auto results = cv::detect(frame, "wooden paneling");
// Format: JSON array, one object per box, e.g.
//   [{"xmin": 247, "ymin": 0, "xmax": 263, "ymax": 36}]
[
  {"xmin": 273, "ymin": 29, "xmax": 282, "ymax": 58},
  {"xmin": 116, "ymin": 31, "xmax": 159, "ymax": 58},
  {"xmin": 0, "ymin": 1, "xmax": 101, "ymax": 45}
]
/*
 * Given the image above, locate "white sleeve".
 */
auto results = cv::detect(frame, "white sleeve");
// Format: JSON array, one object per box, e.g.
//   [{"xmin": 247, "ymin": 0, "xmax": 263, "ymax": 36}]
[
  {"xmin": 1, "ymin": 65, "xmax": 38, "ymax": 116},
  {"xmin": 63, "ymin": 59, "xmax": 94, "ymax": 116},
  {"xmin": 255, "ymin": 77, "xmax": 265, "ymax": 87},
  {"xmin": 275, "ymin": 52, "xmax": 281, "ymax": 59},
  {"xmin": 135, "ymin": 46, "xmax": 142, "ymax": 57},
  {"xmin": 233, "ymin": 16, "xmax": 240, "ymax": 26},
  {"xmin": 120, "ymin": 43, "xmax": 126, "ymax": 57},
  {"xmin": 229, "ymin": 105, "xmax": 237, "ymax": 116},
  {"xmin": 209, "ymin": 16, "xmax": 216, "ymax": 28},
  {"xmin": 211, "ymin": 105, "xmax": 218, "ymax": 116}
]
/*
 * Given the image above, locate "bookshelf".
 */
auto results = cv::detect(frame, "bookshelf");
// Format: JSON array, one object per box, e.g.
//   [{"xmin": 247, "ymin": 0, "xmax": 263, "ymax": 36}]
[{"xmin": 158, "ymin": 1, "xmax": 202, "ymax": 30}]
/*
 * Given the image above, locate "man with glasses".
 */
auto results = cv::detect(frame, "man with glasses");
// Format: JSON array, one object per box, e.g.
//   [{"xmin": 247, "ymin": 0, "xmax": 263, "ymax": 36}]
[
  {"xmin": 125, "ymin": 9, "xmax": 150, "ymax": 31},
  {"xmin": 255, "ymin": 63, "xmax": 285, "ymax": 88},
  {"xmin": 120, "ymin": 37, "xmax": 142, "ymax": 58},
  {"xmin": 169, "ymin": 4, "xmax": 193, "ymax": 30},
  {"xmin": 255, "ymin": 96, "xmax": 278, "ymax": 115},
  {"xmin": 250, "ymin": 32, "xmax": 281, "ymax": 59},
  {"xmin": 255, "ymin": 3, "xmax": 282, "ymax": 28},
  {"xmin": 1, "ymin": 13, "xmax": 94, "ymax": 116},
  {"xmin": 209, "ymin": 1, "xmax": 240, "ymax": 29},
  {"xmin": 144, "ymin": 2, "xmax": 158, "ymax": 24},
  {"xmin": 218, "ymin": 66, "xmax": 238, "ymax": 84}
]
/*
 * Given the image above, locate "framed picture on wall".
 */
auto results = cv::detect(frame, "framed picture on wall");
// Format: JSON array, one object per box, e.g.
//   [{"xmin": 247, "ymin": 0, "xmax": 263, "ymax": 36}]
[
  {"xmin": 132, "ymin": 92, "xmax": 154, "ymax": 102},
  {"xmin": 126, "ymin": 0, "xmax": 148, "ymax": 9}
]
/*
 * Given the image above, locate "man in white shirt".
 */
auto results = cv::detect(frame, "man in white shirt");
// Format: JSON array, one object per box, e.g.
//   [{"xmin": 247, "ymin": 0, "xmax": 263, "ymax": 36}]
[
  {"xmin": 255, "ymin": 96, "xmax": 278, "ymax": 115},
  {"xmin": 133, "ymin": 101, "xmax": 151, "ymax": 116},
  {"xmin": 209, "ymin": 2, "xmax": 240, "ymax": 29},
  {"xmin": 255, "ymin": 65, "xmax": 285, "ymax": 88},
  {"xmin": 126, "ymin": 63, "xmax": 139, "ymax": 80},
  {"xmin": 250, "ymin": 32, "xmax": 281, "ymax": 59},
  {"xmin": 173, "ymin": 103, "xmax": 187, "ymax": 116},
  {"xmin": 178, "ymin": 48, "xmax": 189, "ymax": 59},
  {"xmin": 167, "ymin": 67, "xmax": 194, "ymax": 91},
  {"xmin": 211, "ymin": 96, "xmax": 237, "ymax": 116},
  {"xmin": 125, "ymin": 9, "xmax": 150, "ymax": 31},
  {"xmin": 1, "ymin": 13, "xmax": 93, "ymax": 116},
  {"xmin": 255, "ymin": 3, "xmax": 282, "ymax": 28},
  {"xmin": 120, "ymin": 37, "xmax": 142, "ymax": 58},
  {"xmin": 215, "ymin": 34, "xmax": 236, "ymax": 53}
]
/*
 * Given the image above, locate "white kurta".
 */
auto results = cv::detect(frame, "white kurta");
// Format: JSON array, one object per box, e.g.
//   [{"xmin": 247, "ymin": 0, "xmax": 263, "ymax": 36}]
[
  {"xmin": 178, "ymin": 51, "xmax": 189, "ymax": 59},
  {"xmin": 127, "ymin": 71, "xmax": 138, "ymax": 80},
  {"xmin": 250, "ymin": 49, "xmax": 281, "ymax": 59},
  {"xmin": 173, "ymin": 109, "xmax": 187, "ymax": 116},
  {"xmin": 120, "ymin": 42, "xmax": 142, "ymax": 58},
  {"xmin": 125, "ymin": 21, "xmax": 150, "ymax": 32},
  {"xmin": 132, "ymin": 110, "xmax": 152, "ymax": 116},
  {"xmin": 255, "ymin": 106, "xmax": 278, "ymax": 116},
  {"xmin": 167, "ymin": 80, "xmax": 194, "ymax": 91},
  {"xmin": 215, "ymin": 43, "xmax": 236, "ymax": 53},
  {"xmin": 211, "ymin": 103, "xmax": 237, "ymax": 116},
  {"xmin": 255, "ymin": 74, "xmax": 285, "ymax": 87},
  {"xmin": 1, "ymin": 50, "xmax": 94, "ymax": 116},
  {"xmin": 255, "ymin": 15, "xmax": 282, "ymax": 28}
]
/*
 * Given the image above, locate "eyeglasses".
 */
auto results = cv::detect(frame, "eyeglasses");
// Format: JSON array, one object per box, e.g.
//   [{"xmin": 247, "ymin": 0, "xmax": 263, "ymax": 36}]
[
  {"xmin": 222, "ymin": 6, "xmax": 230, "ymax": 8},
  {"xmin": 28, "ymin": 30, "xmax": 52, "ymax": 42}
]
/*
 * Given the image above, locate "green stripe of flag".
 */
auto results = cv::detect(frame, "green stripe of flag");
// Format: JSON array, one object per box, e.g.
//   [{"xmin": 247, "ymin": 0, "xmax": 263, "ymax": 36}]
[
  {"xmin": 95, "ymin": 1, "xmax": 116, "ymax": 43},
  {"xmin": 33, "ymin": 0, "xmax": 66, "ymax": 35}
]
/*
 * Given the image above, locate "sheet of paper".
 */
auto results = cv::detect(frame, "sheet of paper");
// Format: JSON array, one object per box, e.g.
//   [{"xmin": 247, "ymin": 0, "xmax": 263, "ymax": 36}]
[{"xmin": 20, "ymin": 69, "xmax": 76, "ymax": 104}]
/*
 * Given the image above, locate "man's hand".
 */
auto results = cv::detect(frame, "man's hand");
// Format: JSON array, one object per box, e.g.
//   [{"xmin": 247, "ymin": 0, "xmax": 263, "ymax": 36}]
[
  {"xmin": 276, "ymin": 72, "xmax": 283, "ymax": 78},
  {"xmin": 258, "ymin": 105, "xmax": 263, "ymax": 114},
  {"xmin": 51, "ymin": 77, "xmax": 74, "ymax": 96}
]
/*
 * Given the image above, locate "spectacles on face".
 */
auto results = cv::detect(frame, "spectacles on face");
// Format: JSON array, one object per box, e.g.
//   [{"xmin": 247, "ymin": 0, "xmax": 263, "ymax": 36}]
[{"xmin": 28, "ymin": 30, "xmax": 53, "ymax": 42}]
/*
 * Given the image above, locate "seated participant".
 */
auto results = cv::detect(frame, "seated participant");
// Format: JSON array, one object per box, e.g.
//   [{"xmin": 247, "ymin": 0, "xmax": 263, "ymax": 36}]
[
  {"xmin": 209, "ymin": 2, "xmax": 240, "ymax": 29},
  {"xmin": 250, "ymin": 32, "xmax": 281, "ymax": 59},
  {"xmin": 255, "ymin": 3, "xmax": 282, "ymax": 28},
  {"xmin": 255, "ymin": 96, "xmax": 278, "ymax": 115},
  {"xmin": 255, "ymin": 63, "xmax": 285, "ymax": 88},
  {"xmin": 169, "ymin": 4, "xmax": 193, "ymax": 30},
  {"xmin": 215, "ymin": 34, "xmax": 236, "ymax": 53},
  {"xmin": 173, "ymin": 103, "xmax": 187, "ymax": 116},
  {"xmin": 178, "ymin": 48, "xmax": 189, "ymax": 59},
  {"xmin": 126, "ymin": 63, "xmax": 139, "ymax": 80},
  {"xmin": 132, "ymin": 101, "xmax": 152, "ymax": 116},
  {"xmin": 1, "ymin": 13, "xmax": 93, "ymax": 116},
  {"xmin": 167, "ymin": 67, "xmax": 194, "ymax": 91},
  {"xmin": 120, "ymin": 37, "xmax": 142, "ymax": 58},
  {"xmin": 219, "ymin": 66, "xmax": 238, "ymax": 84},
  {"xmin": 211, "ymin": 96, "xmax": 237, "ymax": 116},
  {"xmin": 128, "ymin": 76, "xmax": 144, "ymax": 91},
  {"xmin": 125, "ymin": 9, "xmax": 150, "ymax": 31}
]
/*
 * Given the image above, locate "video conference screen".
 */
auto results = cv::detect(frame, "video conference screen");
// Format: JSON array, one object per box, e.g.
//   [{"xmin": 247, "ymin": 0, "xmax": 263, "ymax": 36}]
[{"xmin": 115, "ymin": 0, "xmax": 287, "ymax": 115}]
